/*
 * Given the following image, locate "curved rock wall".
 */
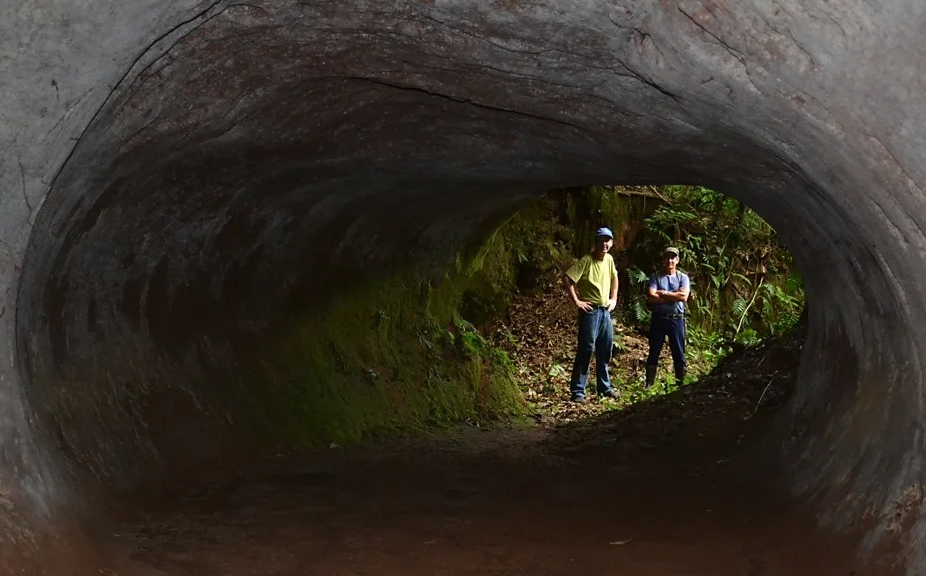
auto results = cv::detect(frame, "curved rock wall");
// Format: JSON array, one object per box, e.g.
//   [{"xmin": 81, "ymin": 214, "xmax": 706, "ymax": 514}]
[{"xmin": 3, "ymin": 0, "xmax": 926, "ymax": 572}]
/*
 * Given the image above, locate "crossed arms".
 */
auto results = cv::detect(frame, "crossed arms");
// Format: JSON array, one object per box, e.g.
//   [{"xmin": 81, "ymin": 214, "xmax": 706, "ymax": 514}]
[{"xmin": 646, "ymin": 284, "xmax": 689, "ymax": 306}]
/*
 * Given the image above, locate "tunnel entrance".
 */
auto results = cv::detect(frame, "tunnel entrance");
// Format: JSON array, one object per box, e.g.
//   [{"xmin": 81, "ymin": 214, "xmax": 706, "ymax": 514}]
[
  {"xmin": 93, "ymin": 285, "xmax": 871, "ymax": 576},
  {"xmin": 29, "ymin": 182, "xmax": 895, "ymax": 576},
  {"xmin": 469, "ymin": 185, "xmax": 805, "ymax": 421},
  {"xmin": 6, "ymin": 2, "xmax": 926, "ymax": 574}
]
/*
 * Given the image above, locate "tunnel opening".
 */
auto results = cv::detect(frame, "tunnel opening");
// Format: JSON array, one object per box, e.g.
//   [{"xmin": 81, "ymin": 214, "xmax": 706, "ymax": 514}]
[
  {"xmin": 15, "ymin": 150, "xmax": 905, "ymax": 574},
  {"xmin": 18, "ymin": 178, "xmax": 806, "ymax": 482},
  {"xmin": 20, "ymin": 170, "xmax": 842, "ymax": 576},
  {"xmin": 6, "ymin": 2, "xmax": 925, "ymax": 574},
  {"xmin": 13, "ymin": 169, "xmax": 884, "ymax": 576},
  {"xmin": 466, "ymin": 185, "xmax": 807, "ymax": 410}
]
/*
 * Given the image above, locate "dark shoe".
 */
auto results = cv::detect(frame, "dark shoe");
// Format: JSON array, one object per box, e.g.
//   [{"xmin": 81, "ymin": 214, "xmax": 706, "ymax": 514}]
[
  {"xmin": 570, "ymin": 395, "xmax": 589, "ymax": 404},
  {"xmin": 644, "ymin": 365, "xmax": 657, "ymax": 389},
  {"xmin": 599, "ymin": 389, "xmax": 619, "ymax": 399}
]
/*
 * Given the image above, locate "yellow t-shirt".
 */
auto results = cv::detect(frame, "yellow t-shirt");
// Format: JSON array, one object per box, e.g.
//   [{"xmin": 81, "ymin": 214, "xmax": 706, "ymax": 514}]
[{"xmin": 566, "ymin": 254, "xmax": 617, "ymax": 306}]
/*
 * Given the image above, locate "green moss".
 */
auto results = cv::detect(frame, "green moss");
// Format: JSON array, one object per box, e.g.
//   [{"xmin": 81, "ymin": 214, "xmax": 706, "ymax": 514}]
[
  {"xmin": 252, "ymin": 275, "xmax": 524, "ymax": 449},
  {"xmin": 245, "ymin": 188, "xmax": 659, "ymax": 450}
]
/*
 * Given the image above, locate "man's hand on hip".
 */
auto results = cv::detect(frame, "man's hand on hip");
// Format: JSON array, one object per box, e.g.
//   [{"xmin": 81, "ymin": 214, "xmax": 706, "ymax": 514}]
[{"xmin": 575, "ymin": 300, "xmax": 593, "ymax": 312}]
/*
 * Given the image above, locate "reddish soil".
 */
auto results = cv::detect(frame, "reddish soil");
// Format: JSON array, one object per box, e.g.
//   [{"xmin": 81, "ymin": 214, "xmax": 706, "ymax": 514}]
[
  {"xmin": 99, "ymin": 408, "xmax": 897, "ymax": 576},
  {"xmin": 94, "ymin": 276, "xmax": 899, "ymax": 576}
]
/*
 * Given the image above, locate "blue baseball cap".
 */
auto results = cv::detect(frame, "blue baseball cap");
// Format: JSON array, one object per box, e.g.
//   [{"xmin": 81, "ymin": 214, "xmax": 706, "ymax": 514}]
[{"xmin": 595, "ymin": 227, "xmax": 614, "ymax": 239}]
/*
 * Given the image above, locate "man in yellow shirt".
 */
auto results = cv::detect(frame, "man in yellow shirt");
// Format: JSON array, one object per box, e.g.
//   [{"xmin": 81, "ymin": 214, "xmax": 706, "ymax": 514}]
[{"xmin": 564, "ymin": 227, "xmax": 619, "ymax": 402}]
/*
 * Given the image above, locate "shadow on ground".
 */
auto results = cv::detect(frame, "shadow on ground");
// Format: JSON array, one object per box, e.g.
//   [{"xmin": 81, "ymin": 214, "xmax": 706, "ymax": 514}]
[{"xmin": 99, "ymin": 323, "xmax": 898, "ymax": 576}]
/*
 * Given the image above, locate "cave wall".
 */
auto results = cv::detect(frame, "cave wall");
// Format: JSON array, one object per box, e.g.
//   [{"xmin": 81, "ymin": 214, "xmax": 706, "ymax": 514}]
[{"xmin": 3, "ymin": 0, "xmax": 926, "ymax": 572}]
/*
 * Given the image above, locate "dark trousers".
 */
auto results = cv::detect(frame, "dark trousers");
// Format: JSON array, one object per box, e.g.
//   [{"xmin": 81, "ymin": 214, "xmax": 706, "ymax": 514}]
[
  {"xmin": 647, "ymin": 317, "xmax": 686, "ymax": 377},
  {"xmin": 569, "ymin": 307, "xmax": 614, "ymax": 398}
]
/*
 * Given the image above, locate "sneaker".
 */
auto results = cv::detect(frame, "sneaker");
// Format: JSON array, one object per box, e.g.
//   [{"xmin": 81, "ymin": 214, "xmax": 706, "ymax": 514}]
[
  {"xmin": 570, "ymin": 395, "xmax": 589, "ymax": 404},
  {"xmin": 599, "ymin": 389, "xmax": 619, "ymax": 399}
]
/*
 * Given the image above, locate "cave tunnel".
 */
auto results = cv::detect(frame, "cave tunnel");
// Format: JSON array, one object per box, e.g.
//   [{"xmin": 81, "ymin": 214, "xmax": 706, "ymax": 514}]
[{"xmin": 3, "ymin": 0, "xmax": 926, "ymax": 574}]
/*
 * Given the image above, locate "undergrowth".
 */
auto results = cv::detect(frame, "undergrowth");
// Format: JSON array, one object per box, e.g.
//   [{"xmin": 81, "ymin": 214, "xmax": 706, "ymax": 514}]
[{"xmin": 253, "ymin": 275, "xmax": 525, "ymax": 449}]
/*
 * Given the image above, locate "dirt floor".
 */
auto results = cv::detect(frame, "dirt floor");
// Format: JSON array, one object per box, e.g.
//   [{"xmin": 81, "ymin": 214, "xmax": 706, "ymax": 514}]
[
  {"xmin": 98, "ymin": 346, "xmax": 900, "ymax": 575},
  {"xmin": 94, "ymin": 278, "xmax": 900, "ymax": 576},
  {"xmin": 100, "ymin": 415, "xmax": 895, "ymax": 576}
]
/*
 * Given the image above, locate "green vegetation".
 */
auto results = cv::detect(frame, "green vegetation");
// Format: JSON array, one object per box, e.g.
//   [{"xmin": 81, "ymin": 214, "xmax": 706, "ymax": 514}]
[
  {"xmin": 476, "ymin": 184, "xmax": 804, "ymax": 406},
  {"xmin": 251, "ymin": 184, "xmax": 803, "ymax": 445},
  {"xmin": 253, "ymin": 268, "xmax": 526, "ymax": 449},
  {"xmin": 621, "ymin": 185, "xmax": 804, "ymax": 351},
  {"xmin": 31, "ymin": 184, "xmax": 802, "ymax": 486}
]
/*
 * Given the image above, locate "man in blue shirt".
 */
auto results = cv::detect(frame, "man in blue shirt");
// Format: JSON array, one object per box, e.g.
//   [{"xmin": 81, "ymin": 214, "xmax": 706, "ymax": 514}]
[
  {"xmin": 645, "ymin": 246, "xmax": 690, "ymax": 389},
  {"xmin": 564, "ymin": 227, "xmax": 619, "ymax": 403}
]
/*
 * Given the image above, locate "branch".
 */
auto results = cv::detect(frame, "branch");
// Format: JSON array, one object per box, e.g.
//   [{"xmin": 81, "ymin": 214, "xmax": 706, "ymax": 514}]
[
  {"xmin": 733, "ymin": 262, "xmax": 764, "ymax": 338},
  {"xmin": 611, "ymin": 185, "xmax": 670, "ymax": 203}
]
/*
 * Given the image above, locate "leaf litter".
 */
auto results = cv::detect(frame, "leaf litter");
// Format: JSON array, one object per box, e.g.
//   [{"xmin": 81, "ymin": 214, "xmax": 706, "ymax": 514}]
[{"xmin": 485, "ymin": 269, "xmax": 803, "ymax": 446}]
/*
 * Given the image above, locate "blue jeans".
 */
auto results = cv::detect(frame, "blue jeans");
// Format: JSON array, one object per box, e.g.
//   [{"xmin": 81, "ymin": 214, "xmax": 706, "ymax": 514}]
[
  {"xmin": 647, "ymin": 317, "xmax": 686, "ymax": 379},
  {"xmin": 569, "ymin": 307, "xmax": 614, "ymax": 398}
]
